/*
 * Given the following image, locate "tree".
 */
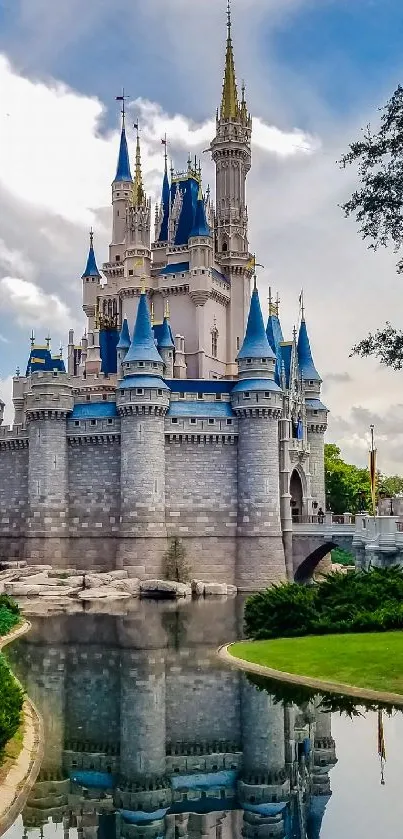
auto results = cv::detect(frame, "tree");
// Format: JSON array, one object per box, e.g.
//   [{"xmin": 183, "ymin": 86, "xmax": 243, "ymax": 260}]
[
  {"xmin": 324, "ymin": 444, "xmax": 372, "ymax": 514},
  {"xmin": 340, "ymin": 85, "xmax": 403, "ymax": 367},
  {"xmin": 378, "ymin": 474, "xmax": 403, "ymax": 498},
  {"xmin": 163, "ymin": 537, "xmax": 190, "ymax": 583}
]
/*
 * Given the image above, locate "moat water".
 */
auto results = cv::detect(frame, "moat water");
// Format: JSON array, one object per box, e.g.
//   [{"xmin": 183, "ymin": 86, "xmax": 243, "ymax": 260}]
[{"xmin": 2, "ymin": 596, "xmax": 403, "ymax": 839}]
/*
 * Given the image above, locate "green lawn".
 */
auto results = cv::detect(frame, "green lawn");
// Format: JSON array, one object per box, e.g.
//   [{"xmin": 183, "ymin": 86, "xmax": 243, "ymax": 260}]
[{"xmin": 231, "ymin": 633, "xmax": 403, "ymax": 695}]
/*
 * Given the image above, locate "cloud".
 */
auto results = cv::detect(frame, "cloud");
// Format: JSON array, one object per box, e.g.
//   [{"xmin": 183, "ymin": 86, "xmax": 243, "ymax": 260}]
[
  {"xmin": 323, "ymin": 372, "xmax": 353, "ymax": 384},
  {"xmin": 0, "ymin": 276, "xmax": 74, "ymax": 332}
]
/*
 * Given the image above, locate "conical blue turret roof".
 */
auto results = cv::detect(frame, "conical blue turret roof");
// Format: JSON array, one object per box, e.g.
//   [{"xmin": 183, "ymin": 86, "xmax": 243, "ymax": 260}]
[
  {"xmin": 117, "ymin": 317, "xmax": 130, "ymax": 350},
  {"xmin": 297, "ymin": 317, "xmax": 321, "ymax": 381},
  {"xmin": 158, "ymin": 315, "xmax": 175, "ymax": 349},
  {"xmin": 158, "ymin": 164, "xmax": 170, "ymax": 242},
  {"xmin": 238, "ymin": 287, "xmax": 276, "ymax": 360},
  {"xmin": 114, "ymin": 124, "xmax": 132, "ymax": 182},
  {"xmin": 267, "ymin": 311, "xmax": 284, "ymax": 384},
  {"xmin": 124, "ymin": 292, "xmax": 163, "ymax": 365},
  {"xmin": 81, "ymin": 232, "xmax": 101, "ymax": 279},
  {"xmin": 190, "ymin": 194, "xmax": 211, "ymax": 238}
]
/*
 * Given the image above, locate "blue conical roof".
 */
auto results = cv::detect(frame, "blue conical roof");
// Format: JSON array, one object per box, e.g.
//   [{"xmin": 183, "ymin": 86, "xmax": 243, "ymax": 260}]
[
  {"xmin": 158, "ymin": 316, "xmax": 174, "ymax": 349},
  {"xmin": 238, "ymin": 287, "xmax": 276, "ymax": 360},
  {"xmin": 297, "ymin": 317, "xmax": 321, "ymax": 381},
  {"xmin": 81, "ymin": 232, "xmax": 101, "ymax": 279},
  {"xmin": 158, "ymin": 165, "xmax": 170, "ymax": 242},
  {"xmin": 190, "ymin": 195, "xmax": 211, "ymax": 238},
  {"xmin": 117, "ymin": 317, "xmax": 130, "ymax": 350},
  {"xmin": 114, "ymin": 124, "xmax": 132, "ymax": 182},
  {"xmin": 267, "ymin": 312, "xmax": 284, "ymax": 385},
  {"xmin": 124, "ymin": 292, "xmax": 163, "ymax": 365}
]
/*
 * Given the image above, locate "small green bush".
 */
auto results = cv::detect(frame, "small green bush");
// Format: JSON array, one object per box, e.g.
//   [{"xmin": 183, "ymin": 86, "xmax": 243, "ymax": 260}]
[
  {"xmin": 163, "ymin": 537, "xmax": 190, "ymax": 583},
  {"xmin": 0, "ymin": 654, "xmax": 24, "ymax": 755},
  {"xmin": 244, "ymin": 566, "xmax": 403, "ymax": 640}
]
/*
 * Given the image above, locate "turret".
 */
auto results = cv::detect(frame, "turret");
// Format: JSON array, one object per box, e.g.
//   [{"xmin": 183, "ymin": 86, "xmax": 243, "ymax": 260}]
[
  {"xmin": 25, "ymin": 371, "xmax": 73, "ymax": 564},
  {"xmin": 125, "ymin": 129, "xmax": 152, "ymax": 278},
  {"xmin": 82, "ymin": 229, "xmax": 101, "ymax": 325},
  {"xmin": 297, "ymin": 303, "xmax": 327, "ymax": 510},
  {"xmin": 189, "ymin": 189, "xmax": 213, "ymax": 272},
  {"xmin": 116, "ymin": 290, "xmax": 170, "ymax": 577},
  {"xmin": 111, "ymin": 114, "xmax": 132, "ymax": 256},
  {"xmin": 210, "ymin": 2, "xmax": 252, "ymax": 373},
  {"xmin": 231, "ymin": 282, "xmax": 286, "ymax": 589},
  {"xmin": 116, "ymin": 317, "xmax": 131, "ymax": 379},
  {"xmin": 157, "ymin": 303, "xmax": 175, "ymax": 378}
]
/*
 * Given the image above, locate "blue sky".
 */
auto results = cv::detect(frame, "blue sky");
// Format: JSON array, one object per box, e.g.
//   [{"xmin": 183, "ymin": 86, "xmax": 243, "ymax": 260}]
[{"xmin": 1, "ymin": 0, "xmax": 403, "ymax": 469}]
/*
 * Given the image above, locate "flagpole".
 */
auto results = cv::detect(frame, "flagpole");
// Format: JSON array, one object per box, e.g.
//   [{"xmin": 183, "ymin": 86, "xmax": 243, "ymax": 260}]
[{"xmin": 370, "ymin": 424, "xmax": 377, "ymax": 521}]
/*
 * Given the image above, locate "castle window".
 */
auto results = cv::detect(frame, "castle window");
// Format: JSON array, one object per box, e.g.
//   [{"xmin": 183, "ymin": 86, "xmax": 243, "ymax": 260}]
[
  {"xmin": 138, "ymin": 361, "xmax": 145, "ymax": 367},
  {"xmin": 158, "ymin": 389, "xmax": 163, "ymax": 396},
  {"xmin": 211, "ymin": 328, "xmax": 218, "ymax": 359},
  {"xmin": 136, "ymin": 388, "xmax": 144, "ymax": 395},
  {"xmin": 309, "ymin": 380, "xmax": 314, "ymax": 385},
  {"xmin": 90, "ymin": 420, "xmax": 96, "ymax": 426},
  {"xmin": 236, "ymin": 337, "xmax": 240, "ymax": 351},
  {"xmin": 179, "ymin": 392, "xmax": 185, "ymax": 399},
  {"xmin": 121, "ymin": 390, "xmax": 125, "ymax": 396},
  {"xmin": 171, "ymin": 418, "xmax": 178, "ymax": 424},
  {"xmin": 313, "ymin": 410, "xmax": 318, "ymax": 415},
  {"xmin": 152, "ymin": 362, "xmax": 158, "ymax": 368},
  {"xmin": 190, "ymin": 418, "xmax": 197, "ymax": 425},
  {"xmin": 244, "ymin": 392, "xmax": 250, "ymax": 399},
  {"xmin": 197, "ymin": 393, "xmax": 204, "ymax": 400},
  {"xmin": 226, "ymin": 419, "xmax": 233, "ymax": 426},
  {"xmin": 265, "ymin": 392, "xmax": 271, "ymax": 398},
  {"xmin": 246, "ymin": 358, "xmax": 252, "ymax": 364},
  {"xmin": 208, "ymin": 419, "xmax": 215, "ymax": 425},
  {"xmin": 129, "ymin": 270, "xmax": 133, "ymax": 276},
  {"xmin": 107, "ymin": 419, "xmax": 113, "ymax": 425},
  {"xmin": 102, "ymin": 394, "xmax": 107, "ymax": 401},
  {"xmin": 115, "ymin": 255, "xmax": 120, "ymax": 262},
  {"xmin": 215, "ymin": 393, "xmax": 222, "ymax": 401},
  {"xmin": 86, "ymin": 395, "xmax": 91, "ymax": 402},
  {"xmin": 74, "ymin": 420, "xmax": 80, "ymax": 427},
  {"xmin": 222, "ymin": 242, "xmax": 228, "ymax": 252},
  {"xmin": 117, "ymin": 210, "xmax": 119, "ymax": 217},
  {"xmin": 261, "ymin": 358, "xmax": 266, "ymax": 364}
]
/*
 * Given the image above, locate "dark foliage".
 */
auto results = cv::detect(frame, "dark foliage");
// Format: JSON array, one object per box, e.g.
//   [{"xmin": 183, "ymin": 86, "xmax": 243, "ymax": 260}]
[
  {"xmin": 340, "ymin": 86, "xmax": 403, "ymax": 367},
  {"xmin": 244, "ymin": 566, "xmax": 403, "ymax": 640},
  {"xmin": 0, "ymin": 655, "xmax": 24, "ymax": 755}
]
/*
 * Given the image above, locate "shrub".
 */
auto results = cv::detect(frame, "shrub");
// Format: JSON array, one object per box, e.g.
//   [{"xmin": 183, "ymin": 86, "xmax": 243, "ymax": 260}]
[
  {"xmin": 244, "ymin": 566, "xmax": 403, "ymax": 640},
  {"xmin": 163, "ymin": 537, "xmax": 190, "ymax": 583},
  {"xmin": 0, "ymin": 654, "xmax": 24, "ymax": 756},
  {"xmin": 0, "ymin": 596, "xmax": 20, "ymax": 638}
]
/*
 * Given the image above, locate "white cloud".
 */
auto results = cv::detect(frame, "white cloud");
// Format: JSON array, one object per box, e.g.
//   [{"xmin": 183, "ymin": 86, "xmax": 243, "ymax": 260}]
[
  {"xmin": 0, "ymin": 276, "xmax": 73, "ymax": 332},
  {"xmin": 0, "ymin": 377, "xmax": 13, "ymax": 426}
]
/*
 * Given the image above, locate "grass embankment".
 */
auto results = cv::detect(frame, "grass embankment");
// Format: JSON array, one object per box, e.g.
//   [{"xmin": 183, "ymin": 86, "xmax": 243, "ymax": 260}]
[
  {"xmin": 231, "ymin": 632, "xmax": 403, "ymax": 695},
  {"xmin": 0, "ymin": 596, "xmax": 24, "ymax": 767}
]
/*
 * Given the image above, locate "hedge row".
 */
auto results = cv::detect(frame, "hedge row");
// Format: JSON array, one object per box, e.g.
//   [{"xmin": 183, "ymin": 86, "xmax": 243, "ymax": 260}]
[
  {"xmin": 0, "ymin": 595, "xmax": 23, "ymax": 756},
  {"xmin": 244, "ymin": 567, "xmax": 403, "ymax": 640}
]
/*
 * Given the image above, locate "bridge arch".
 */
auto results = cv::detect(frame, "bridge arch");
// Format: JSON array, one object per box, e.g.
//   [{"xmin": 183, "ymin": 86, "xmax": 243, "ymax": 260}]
[{"xmin": 294, "ymin": 541, "xmax": 338, "ymax": 583}]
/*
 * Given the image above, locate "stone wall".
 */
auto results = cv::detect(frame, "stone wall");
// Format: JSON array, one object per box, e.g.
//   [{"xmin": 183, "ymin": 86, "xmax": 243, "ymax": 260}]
[{"xmin": 0, "ymin": 446, "xmax": 28, "ymax": 560}]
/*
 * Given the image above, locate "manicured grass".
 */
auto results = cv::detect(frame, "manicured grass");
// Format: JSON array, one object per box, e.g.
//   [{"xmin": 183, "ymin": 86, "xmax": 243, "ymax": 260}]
[{"xmin": 231, "ymin": 632, "xmax": 403, "ymax": 695}]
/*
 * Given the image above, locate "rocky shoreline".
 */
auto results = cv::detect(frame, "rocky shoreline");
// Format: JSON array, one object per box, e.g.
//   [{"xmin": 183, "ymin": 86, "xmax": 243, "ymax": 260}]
[{"xmin": 0, "ymin": 562, "xmax": 237, "ymax": 602}]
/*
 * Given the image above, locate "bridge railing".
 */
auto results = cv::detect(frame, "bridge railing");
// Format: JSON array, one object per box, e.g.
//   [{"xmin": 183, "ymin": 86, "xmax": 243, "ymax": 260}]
[{"xmin": 293, "ymin": 514, "xmax": 355, "ymax": 526}]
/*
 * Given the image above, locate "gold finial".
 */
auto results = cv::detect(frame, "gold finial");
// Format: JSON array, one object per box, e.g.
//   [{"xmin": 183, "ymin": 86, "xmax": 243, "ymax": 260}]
[
  {"xmin": 220, "ymin": 0, "xmax": 239, "ymax": 121},
  {"xmin": 132, "ymin": 121, "xmax": 145, "ymax": 207},
  {"xmin": 164, "ymin": 299, "xmax": 170, "ymax": 319},
  {"xmin": 30, "ymin": 329, "xmax": 35, "ymax": 347},
  {"xmin": 240, "ymin": 79, "xmax": 248, "ymax": 125},
  {"xmin": 275, "ymin": 293, "xmax": 280, "ymax": 317},
  {"xmin": 140, "ymin": 276, "xmax": 146, "ymax": 294},
  {"xmin": 151, "ymin": 301, "xmax": 155, "ymax": 325},
  {"xmin": 45, "ymin": 333, "xmax": 51, "ymax": 349},
  {"xmin": 89, "ymin": 227, "xmax": 94, "ymax": 247}
]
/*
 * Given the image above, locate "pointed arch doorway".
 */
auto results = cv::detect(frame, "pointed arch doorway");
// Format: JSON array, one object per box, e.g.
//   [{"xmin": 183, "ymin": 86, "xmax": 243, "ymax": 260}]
[{"xmin": 290, "ymin": 469, "xmax": 303, "ymax": 522}]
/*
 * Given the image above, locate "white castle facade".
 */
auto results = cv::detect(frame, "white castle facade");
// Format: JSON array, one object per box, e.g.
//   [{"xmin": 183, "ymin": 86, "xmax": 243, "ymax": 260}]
[{"xmin": 0, "ymin": 10, "xmax": 328, "ymax": 589}]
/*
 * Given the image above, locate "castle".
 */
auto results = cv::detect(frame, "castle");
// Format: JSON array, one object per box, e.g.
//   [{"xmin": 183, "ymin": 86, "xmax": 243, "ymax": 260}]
[{"xmin": 0, "ymin": 7, "xmax": 328, "ymax": 589}]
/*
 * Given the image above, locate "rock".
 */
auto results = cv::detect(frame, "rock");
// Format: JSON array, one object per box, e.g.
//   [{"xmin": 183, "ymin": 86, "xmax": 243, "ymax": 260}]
[
  {"xmin": 48, "ymin": 568, "xmax": 77, "ymax": 579},
  {"xmin": 174, "ymin": 583, "xmax": 192, "ymax": 597},
  {"xmin": 18, "ymin": 565, "xmax": 53, "ymax": 577},
  {"xmin": 204, "ymin": 583, "xmax": 228, "ymax": 596},
  {"xmin": 140, "ymin": 580, "xmax": 178, "ymax": 598},
  {"xmin": 191, "ymin": 580, "xmax": 206, "ymax": 597},
  {"xmin": 84, "ymin": 574, "xmax": 111, "ymax": 589},
  {"xmin": 107, "ymin": 570, "xmax": 128, "ymax": 581},
  {"xmin": 78, "ymin": 587, "xmax": 130, "ymax": 601},
  {"xmin": 226, "ymin": 585, "xmax": 238, "ymax": 596},
  {"xmin": 109, "ymin": 578, "xmax": 141, "ymax": 595},
  {"xmin": 0, "ymin": 561, "xmax": 27, "ymax": 570},
  {"xmin": 38, "ymin": 588, "xmax": 79, "ymax": 597}
]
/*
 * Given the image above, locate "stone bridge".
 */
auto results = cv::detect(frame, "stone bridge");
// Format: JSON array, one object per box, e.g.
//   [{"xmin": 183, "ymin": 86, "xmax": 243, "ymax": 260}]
[{"xmin": 292, "ymin": 514, "xmax": 355, "ymax": 579}]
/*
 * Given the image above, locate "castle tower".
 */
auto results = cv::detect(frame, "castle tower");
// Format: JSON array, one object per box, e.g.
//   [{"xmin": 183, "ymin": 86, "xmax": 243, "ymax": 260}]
[
  {"xmin": 210, "ymin": 2, "xmax": 252, "ymax": 374},
  {"xmin": 116, "ymin": 289, "xmax": 170, "ymax": 577},
  {"xmin": 82, "ymin": 229, "xmax": 101, "ymax": 327},
  {"xmin": 267, "ymin": 296, "xmax": 293, "ymax": 579},
  {"xmin": 111, "ymin": 112, "xmax": 132, "ymax": 259},
  {"xmin": 232, "ymin": 283, "xmax": 286, "ymax": 590},
  {"xmin": 125, "ymin": 129, "xmax": 152, "ymax": 281},
  {"xmin": 25, "ymin": 372, "xmax": 73, "ymax": 564},
  {"xmin": 158, "ymin": 303, "xmax": 175, "ymax": 378},
  {"xmin": 188, "ymin": 189, "xmax": 214, "ymax": 377},
  {"xmin": 297, "ymin": 307, "xmax": 327, "ymax": 510}
]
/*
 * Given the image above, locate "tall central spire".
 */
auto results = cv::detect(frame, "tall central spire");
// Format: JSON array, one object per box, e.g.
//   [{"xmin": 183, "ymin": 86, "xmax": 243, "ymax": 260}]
[
  {"xmin": 132, "ymin": 126, "xmax": 145, "ymax": 206},
  {"xmin": 220, "ymin": 0, "xmax": 239, "ymax": 121}
]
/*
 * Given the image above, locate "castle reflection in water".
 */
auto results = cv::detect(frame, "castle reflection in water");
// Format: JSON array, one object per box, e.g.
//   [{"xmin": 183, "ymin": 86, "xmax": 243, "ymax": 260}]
[{"xmin": 7, "ymin": 598, "xmax": 337, "ymax": 839}]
